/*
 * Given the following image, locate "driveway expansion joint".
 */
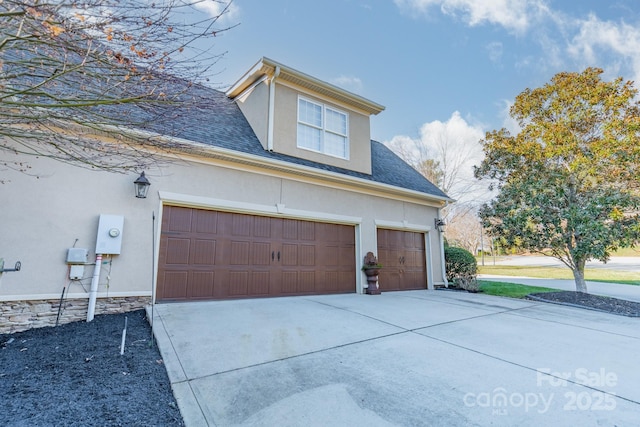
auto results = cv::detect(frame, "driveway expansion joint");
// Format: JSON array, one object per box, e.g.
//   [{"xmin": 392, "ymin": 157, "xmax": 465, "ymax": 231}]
[
  {"xmin": 410, "ymin": 303, "xmax": 545, "ymax": 331},
  {"xmin": 182, "ymin": 301, "xmax": 545, "ymax": 382},
  {"xmin": 180, "ymin": 329, "xmax": 409, "ymax": 381},
  {"xmin": 416, "ymin": 332, "xmax": 640, "ymax": 406},
  {"xmin": 505, "ymin": 309, "xmax": 640, "ymax": 340}
]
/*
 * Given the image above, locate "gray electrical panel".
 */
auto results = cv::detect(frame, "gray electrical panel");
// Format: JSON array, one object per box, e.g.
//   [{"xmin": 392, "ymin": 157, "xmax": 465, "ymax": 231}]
[
  {"xmin": 66, "ymin": 248, "xmax": 88, "ymax": 264},
  {"xmin": 95, "ymin": 214, "xmax": 124, "ymax": 255},
  {"xmin": 66, "ymin": 248, "xmax": 88, "ymax": 280}
]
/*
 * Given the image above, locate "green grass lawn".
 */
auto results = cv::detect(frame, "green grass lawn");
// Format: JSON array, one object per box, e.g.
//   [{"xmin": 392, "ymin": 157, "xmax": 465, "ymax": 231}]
[
  {"xmin": 478, "ymin": 280, "xmax": 561, "ymax": 298},
  {"xmin": 478, "ymin": 265, "xmax": 640, "ymax": 286},
  {"xmin": 612, "ymin": 246, "xmax": 640, "ymax": 256}
]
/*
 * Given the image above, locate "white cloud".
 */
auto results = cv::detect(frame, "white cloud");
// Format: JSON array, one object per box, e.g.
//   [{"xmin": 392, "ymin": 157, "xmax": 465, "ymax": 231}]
[
  {"xmin": 393, "ymin": 0, "xmax": 442, "ymax": 15},
  {"xmin": 330, "ymin": 75, "xmax": 364, "ymax": 93},
  {"xmin": 394, "ymin": 0, "xmax": 549, "ymax": 33},
  {"xmin": 497, "ymin": 100, "xmax": 520, "ymax": 135},
  {"xmin": 194, "ymin": 0, "xmax": 239, "ymax": 21},
  {"xmin": 386, "ymin": 111, "xmax": 488, "ymax": 204},
  {"xmin": 567, "ymin": 14, "xmax": 640, "ymax": 85},
  {"xmin": 394, "ymin": 0, "xmax": 640, "ymax": 159},
  {"xmin": 485, "ymin": 41, "xmax": 503, "ymax": 64},
  {"xmin": 395, "ymin": 0, "xmax": 640, "ymax": 86}
]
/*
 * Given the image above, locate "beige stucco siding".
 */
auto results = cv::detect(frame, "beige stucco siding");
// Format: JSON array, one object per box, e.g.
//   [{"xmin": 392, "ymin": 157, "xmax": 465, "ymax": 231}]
[
  {"xmin": 234, "ymin": 80, "xmax": 270, "ymax": 150},
  {"xmin": 0, "ymin": 152, "xmax": 154, "ymax": 300},
  {"xmin": 273, "ymin": 83, "xmax": 372, "ymax": 174},
  {"xmin": 232, "ymin": 79, "xmax": 373, "ymax": 175},
  {"xmin": 0, "ymin": 142, "xmax": 445, "ymax": 302}
]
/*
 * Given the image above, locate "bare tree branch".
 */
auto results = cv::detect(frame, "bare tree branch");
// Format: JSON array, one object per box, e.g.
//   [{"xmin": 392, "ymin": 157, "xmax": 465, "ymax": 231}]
[{"xmin": 1, "ymin": 0, "xmax": 237, "ymax": 175}]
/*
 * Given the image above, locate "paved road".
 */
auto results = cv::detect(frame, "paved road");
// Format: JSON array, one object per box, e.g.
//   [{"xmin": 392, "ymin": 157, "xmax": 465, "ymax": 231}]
[
  {"xmin": 479, "ymin": 255, "xmax": 639, "ymax": 302},
  {"xmin": 482, "ymin": 255, "xmax": 640, "ymax": 272}
]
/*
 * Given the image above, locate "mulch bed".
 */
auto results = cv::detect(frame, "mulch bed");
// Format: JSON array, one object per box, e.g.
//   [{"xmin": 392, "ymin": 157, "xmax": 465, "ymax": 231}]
[
  {"xmin": 527, "ymin": 291, "xmax": 640, "ymax": 317},
  {"xmin": 0, "ymin": 309, "xmax": 183, "ymax": 427}
]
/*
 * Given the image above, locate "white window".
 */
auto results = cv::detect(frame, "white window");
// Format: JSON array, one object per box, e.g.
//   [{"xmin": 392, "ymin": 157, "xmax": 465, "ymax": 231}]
[{"xmin": 297, "ymin": 97, "xmax": 349, "ymax": 159}]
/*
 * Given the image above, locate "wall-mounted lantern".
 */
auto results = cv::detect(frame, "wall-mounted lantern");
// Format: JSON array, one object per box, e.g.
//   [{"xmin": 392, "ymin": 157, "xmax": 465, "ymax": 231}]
[
  {"xmin": 134, "ymin": 172, "xmax": 151, "ymax": 199},
  {"xmin": 434, "ymin": 218, "xmax": 446, "ymax": 233}
]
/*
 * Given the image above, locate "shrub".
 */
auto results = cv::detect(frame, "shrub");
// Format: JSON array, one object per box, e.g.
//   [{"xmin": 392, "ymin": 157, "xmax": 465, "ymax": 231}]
[{"xmin": 444, "ymin": 246, "xmax": 478, "ymax": 292}]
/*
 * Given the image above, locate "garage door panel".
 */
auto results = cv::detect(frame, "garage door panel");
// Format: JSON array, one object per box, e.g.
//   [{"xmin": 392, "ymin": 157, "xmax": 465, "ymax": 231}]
[
  {"xmin": 405, "ymin": 251, "xmax": 422, "ymax": 269},
  {"xmin": 165, "ymin": 238, "xmax": 191, "ymax": 264},
  {"xmin": 404, "ymin": 271, "xmax": 425, "ymax": 287},
  {"xmin": 320, "ymin": 223, "xmax": 338, "ymax": 241},
  {"xmin": 298, "ymin": 271, "xmax": 315, "ymax": 293},
  {"xmin": 379, "ymin": 271, "xmax": 401, "ymax": 292},
  {"xmin": 251, "ymin": 242, "xmax": 271, "ymax": 265},
  {"xmin": 338, "ymin": 247, "xmax": 352, "ymax": 267},
  {"xmin": 232, "ymin": 214, "xmax": 251, "ymax": 237},
  {"xmin": 191, "ymin": 271, "xmax": 215, "ymax": 298},
  {"xmin": 165, "ymin": 207, "xmax": 193, "ymax": 232},
  {"xmin": 403, "ymin": 232, "xmax": 415, "ymax": 247},
  {"xmin": 282, "ymin": 219, "xmax": 298, "ymax": 240},
  {"xmin": 317, "ymin": 244, "xmax": 334, "ymax": 266},
  {"xmin": 281, "ymin": 271, "xmax": 298, "ymax": 294},
  {"xmin": 194, "ymin": 209, "xmax": 218, "ymax": 234},
  {"xmin": 299, "ymin": 221, "xmax": 315, "ymax": 241},
  {"xmin": 249, "ymin": 272, "xmax": 270, "ymax": 295},
  {"xmin": 229, "ymin": 271, "xmax": 249, "ymax": 296},
  {"xmin": 159, "ymin": 271, "xmax": 189, "ymax": 301},
  {"xmin": 230, "ymin": 241, "xmax": 250, "ymax": 265},
  {"xmin": 339, "ymin": 272, "xmax": 353, "ymax": 288},
  {"xmin": 413, "ymin": 232, "xmax": 424, "ymax": 248},
  {"xmin": 253, "ymin": 216, "xmax": 273, "ymax": 238},
  {"xmin": 157, "ymin": 206, "xmax": 356, "ymax": 302},
  {"xmin": 323, "ymin": 272, "xmax": 338, "ymax": 292},
  {"xmin": 282, "ymin": 244, "xmax": 298, "ymax": 266},
  {"xmin": 378, "ymin": 248, "xmax": 398, "ymax": 268},
  {"xmin": 193, "ymin": 240, "xmax": 216, "ymax": 265},
  {"xmin": 300, "ymin": 245, "xmax": 315, "ymax": 266}
]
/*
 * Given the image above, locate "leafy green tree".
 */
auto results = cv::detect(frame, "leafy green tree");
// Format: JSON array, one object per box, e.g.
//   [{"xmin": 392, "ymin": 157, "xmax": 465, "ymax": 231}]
[{"xmin": 475, "ymin": 68, "xmax": 640, "ymax": 293}]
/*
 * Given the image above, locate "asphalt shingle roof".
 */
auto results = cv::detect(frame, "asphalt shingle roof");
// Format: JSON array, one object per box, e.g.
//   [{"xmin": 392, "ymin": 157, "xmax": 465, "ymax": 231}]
[{"xmin": 140, "ymin": 83, "xmax": 449, "ymax": 199}]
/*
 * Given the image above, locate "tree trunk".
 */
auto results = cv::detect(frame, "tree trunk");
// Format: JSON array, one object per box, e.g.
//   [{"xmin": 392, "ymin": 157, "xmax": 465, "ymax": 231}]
[{"xmin": 571, "ymin": 259, "xmax": 588, "ymax": 293}]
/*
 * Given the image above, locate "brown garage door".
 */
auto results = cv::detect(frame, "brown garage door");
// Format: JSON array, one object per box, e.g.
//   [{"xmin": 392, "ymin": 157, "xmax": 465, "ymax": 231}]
[
  {"xmin": 157, "ymin": 206, "xmax": 356, "ymax": 302},
  {"xmin": 377, "ymin": 228, "xmax": 427, "ymax": 291}
]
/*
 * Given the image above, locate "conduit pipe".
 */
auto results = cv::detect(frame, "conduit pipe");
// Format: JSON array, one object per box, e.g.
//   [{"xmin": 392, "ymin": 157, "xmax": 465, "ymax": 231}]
[
  {"xmin": 437, "ymin": 208, "xmax": 448, "ymax": 288},
  {"xmin": 266, "ymin": 65, "xmax": 280, "ymax": 151},
  {"xmin": 86, "ymin": 254, "xmax": 102, "ymax": 322}
]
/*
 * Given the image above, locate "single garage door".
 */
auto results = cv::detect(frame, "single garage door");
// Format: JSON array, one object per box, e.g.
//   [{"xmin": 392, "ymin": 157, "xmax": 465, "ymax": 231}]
[
  {"xmin": 376, "ymin": 228, "xmax": 427, "ymax": 291},
  {"xmin": 157, "ymin": 206, "xmax": 356, "ymax": 302}
]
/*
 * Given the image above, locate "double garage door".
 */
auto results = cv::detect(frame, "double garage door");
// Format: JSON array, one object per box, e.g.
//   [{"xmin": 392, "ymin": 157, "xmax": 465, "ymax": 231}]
[{"xmin": 157, "ymin": 206, "xmax": 356, "ymax": 302}]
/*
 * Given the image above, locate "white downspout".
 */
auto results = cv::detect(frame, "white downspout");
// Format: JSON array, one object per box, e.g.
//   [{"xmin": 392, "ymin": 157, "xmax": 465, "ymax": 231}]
[
  {"xmin": 267, "ymin": 66, "xmax": 280, "ymax": 152},
  {"xmin": 86, "ymin": 254, "xmax": 102, "ymax": 322},
  {"xmin": 438, "ymin": 208, "xmax": 448, "ymax": 288}
]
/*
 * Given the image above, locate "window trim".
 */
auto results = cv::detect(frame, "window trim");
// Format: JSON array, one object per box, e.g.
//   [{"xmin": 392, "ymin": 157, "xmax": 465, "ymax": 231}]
[{"xmin": 297, "ymin": 96, "xmax": 350, "ymax": 160}]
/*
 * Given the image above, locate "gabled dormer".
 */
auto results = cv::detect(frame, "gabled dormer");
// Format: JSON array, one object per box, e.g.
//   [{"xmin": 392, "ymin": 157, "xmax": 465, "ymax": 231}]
[{"xmin": 226, "ymin": 57, "xmax": 385, "ymax": 175}]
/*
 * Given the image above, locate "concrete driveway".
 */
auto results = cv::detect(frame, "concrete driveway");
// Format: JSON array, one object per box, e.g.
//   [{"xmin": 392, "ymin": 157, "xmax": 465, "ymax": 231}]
[{"xmin": 150, "ymin": 291, "xmax": 640, "ymax": 426}]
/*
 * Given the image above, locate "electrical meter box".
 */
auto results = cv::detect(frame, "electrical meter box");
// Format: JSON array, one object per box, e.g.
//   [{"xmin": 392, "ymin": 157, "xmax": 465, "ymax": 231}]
[
  {"xmin": 95, "ymin": 214, "xmax": 124, "ymax": 255},
  {"xmin": 66, "ymin": 248, "xmax": 88, "ymax": 264}
]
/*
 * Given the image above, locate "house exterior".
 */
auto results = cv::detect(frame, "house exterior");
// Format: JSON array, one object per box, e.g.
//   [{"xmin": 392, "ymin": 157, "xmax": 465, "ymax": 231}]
[{"xmin": 0, "ymin": 57, "xmax": 451, "ymax": 333}]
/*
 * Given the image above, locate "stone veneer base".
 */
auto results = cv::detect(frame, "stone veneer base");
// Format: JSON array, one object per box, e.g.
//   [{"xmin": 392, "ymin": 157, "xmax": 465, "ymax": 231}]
[{"xmin": 0, "ymin": 296, "xmax": 151, "ymax": 334}]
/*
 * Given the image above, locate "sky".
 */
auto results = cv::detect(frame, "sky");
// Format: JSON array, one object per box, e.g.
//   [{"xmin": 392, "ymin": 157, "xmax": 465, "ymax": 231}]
[{"xmin": 194, "ymin": 0, "xmax": 640, "ymax": 201}]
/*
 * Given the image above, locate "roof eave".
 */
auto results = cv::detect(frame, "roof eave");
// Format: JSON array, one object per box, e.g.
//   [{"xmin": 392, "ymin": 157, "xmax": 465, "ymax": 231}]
[
  {"xmin": 226, "ymin": 57, "xmax": 385, "ymax": 116},
  {"xmin": 106, "ymin": 126, "xmax": 449, "ymax": 206}
]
